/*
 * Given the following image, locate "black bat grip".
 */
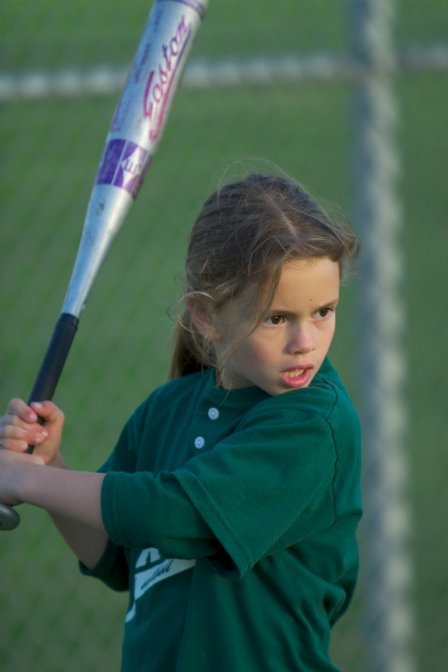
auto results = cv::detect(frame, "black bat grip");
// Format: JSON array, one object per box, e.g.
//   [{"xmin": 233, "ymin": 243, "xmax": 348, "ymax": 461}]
[
  {"xmin": 25, "ymin": 312, "xmax": 79, "ymax": 455},
  {"xmin": 0, "ymin": 313, "xmax": 79, "ymax": 531},
  {"xmin": 28, "ymin": 313, "xmax": 79, "ymax": 405}
]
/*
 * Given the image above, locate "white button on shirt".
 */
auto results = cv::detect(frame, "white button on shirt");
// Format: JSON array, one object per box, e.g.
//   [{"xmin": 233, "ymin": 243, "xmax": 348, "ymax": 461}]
[
  {"xmin": 194, "ymin": 436, "xmax": 205, "ymax": 449},
  {"xmin": 208, "ymin": 407, "xmax": 220, "ymax": 420}
]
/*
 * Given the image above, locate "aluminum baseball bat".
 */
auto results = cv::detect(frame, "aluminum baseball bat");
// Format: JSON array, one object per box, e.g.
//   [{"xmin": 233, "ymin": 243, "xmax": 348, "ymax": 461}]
[{"xmin": 0, "ymin": 0, "xmax": 208, "ymax": 531}]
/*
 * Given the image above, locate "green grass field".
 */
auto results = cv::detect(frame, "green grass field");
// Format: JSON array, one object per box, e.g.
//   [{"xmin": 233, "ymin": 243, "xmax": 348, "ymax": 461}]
[{"xmin": 1, "ymin": 1, "xmax": 447, "ymax": 670}]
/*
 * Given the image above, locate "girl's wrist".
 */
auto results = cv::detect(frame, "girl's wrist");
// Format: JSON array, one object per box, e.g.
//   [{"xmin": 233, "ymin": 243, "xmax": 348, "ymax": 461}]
[
  {"xmin": 14, "ymin": 459, "xmax": 44, "ymax": 504},
  {"xmin": 48, "ymin": 453, "xmax": 67, "ymax": 469}
]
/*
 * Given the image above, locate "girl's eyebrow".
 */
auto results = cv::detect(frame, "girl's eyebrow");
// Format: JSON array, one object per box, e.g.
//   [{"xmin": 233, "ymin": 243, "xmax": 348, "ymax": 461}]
[
  {"xmin": 320, "ymin": 297, "xmax": 340, "ymax": 307},
  {"xmin": 269, "ymin": 297, "xmax": 340, "ymax": 314}
]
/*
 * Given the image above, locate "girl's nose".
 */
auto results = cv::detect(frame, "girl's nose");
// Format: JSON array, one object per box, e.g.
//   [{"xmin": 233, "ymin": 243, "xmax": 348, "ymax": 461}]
[{"xmin": 286, "ymin": 324, "xmax": 316, "ymax": 354}]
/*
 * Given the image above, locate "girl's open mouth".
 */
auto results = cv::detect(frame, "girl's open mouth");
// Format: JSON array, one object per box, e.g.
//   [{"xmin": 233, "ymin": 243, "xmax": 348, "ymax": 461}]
[{"xmin": 279, "ymin": 367, "xmax": 312, "ymax": 389}]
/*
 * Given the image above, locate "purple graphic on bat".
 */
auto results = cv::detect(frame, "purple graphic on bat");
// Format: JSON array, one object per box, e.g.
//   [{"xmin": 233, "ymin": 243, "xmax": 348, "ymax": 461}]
[{"xmin": 96, "ymin": 139, "xmax": 151, "ymax": 198}]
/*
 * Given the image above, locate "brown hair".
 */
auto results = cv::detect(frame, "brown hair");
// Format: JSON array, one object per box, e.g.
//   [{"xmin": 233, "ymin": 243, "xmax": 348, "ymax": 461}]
[{"xmin": 169, "ymin": 171, "xmax": 358, "ymax": 380}]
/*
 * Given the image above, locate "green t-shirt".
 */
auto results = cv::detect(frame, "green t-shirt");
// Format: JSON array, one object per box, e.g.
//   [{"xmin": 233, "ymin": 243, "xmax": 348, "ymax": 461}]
[{"xmin": 83, "ymin": 358, "xmax": 362, "ymax": 671}]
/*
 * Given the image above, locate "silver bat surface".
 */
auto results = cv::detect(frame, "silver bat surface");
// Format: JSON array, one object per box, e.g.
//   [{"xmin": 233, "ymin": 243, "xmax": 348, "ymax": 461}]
[{"xmin": 0, "ymin": 0, "xmax": 208, "ymax": 531}]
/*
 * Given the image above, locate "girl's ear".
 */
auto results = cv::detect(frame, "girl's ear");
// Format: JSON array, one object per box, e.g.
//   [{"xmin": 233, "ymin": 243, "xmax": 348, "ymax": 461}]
[{"xmin": 187, "ymin": 296, "xmax": 219, "ymax": 342}]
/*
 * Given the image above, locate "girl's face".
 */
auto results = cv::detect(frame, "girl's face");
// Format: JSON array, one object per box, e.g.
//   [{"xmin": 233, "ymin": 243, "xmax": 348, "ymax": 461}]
[{"xmin": 213, "ymin": 257, "xmax": 340, "ymax": 396}]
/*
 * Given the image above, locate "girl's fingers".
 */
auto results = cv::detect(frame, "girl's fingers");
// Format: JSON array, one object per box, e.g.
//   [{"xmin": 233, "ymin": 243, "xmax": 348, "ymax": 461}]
[
  {"xmin": 5, "ymin": 399, "xmax": 62, "ymax": 425},
  {"xmin": 0, "ymin": 426, "xmax": 48, "ymax": 452},
  {"xmin": 0, "ymin": 439, "xmax": 29, "ymax": 452},
  {"xmin": 30, "ymin": 401, "xmax": 64, "ymax": 426},
  {"xmin": 7, "ymin": 398, "xmax": 39, "ymax": 424},
  {"xmin": 0, "ymin": 426, "xmax": 48, "ymax": 453},
  {"xmin": 1, "ymin": 399, "xmax": 63, "ymax": 463},
  {"xmin": 0, "ymin": 401, "xmax": 49, "ymax": 451}
]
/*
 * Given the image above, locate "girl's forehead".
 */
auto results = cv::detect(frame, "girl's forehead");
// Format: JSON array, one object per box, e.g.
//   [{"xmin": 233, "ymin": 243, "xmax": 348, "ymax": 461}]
[
  {"xmin": 219, "ymin": 257, "xmax": 340, "ymax": 320},
  {"xmin": 271, "ymin": 257, "xmax": 340, "ymax": 302},
  {"xmin": 279, "ymin": 256, "xmax": 340, "ymax": 278},
  {"xmin": 275, "ymin": 257, "xmax": 340, "ymax": 294}
]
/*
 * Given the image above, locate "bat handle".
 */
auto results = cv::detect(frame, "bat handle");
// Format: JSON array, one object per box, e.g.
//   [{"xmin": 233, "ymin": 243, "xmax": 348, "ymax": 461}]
[
  {"xmin": 27, "ymin": 312, "xmax": 79, "ymax": 406},
  {"xmin": 0, "ymin": 313, "xmax": 79, "ymax": 531}
]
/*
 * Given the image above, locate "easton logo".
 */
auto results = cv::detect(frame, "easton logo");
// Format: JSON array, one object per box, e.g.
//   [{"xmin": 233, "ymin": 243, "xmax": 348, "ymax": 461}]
[{"xmin": 143, "ymin": 14, "xmax": 192, "ymax": 141}]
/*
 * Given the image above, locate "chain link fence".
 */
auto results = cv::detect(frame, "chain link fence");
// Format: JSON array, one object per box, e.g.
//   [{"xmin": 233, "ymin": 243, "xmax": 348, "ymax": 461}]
[{"xmin": 1, "ymin": 1, "xmax": 447, "ymax": 670}]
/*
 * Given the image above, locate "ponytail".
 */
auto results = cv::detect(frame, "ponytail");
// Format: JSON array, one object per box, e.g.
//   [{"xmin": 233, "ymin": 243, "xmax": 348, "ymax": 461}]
[{"xmin": 168, "ymin": 321, "xmax": 206, "ymax": 380}]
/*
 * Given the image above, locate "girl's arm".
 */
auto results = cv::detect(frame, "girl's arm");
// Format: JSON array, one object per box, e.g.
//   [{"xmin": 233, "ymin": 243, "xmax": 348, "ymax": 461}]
[
  {"xmin": 0, "ymin": 399, "xmax": 109, "ymax": 568},
  {"xmin": 0, "ymin": 449, "xmax": 108, "ymax": 567},
  {"xmin": 45, "ymin": 455, "xmax": 109, "ymax": 569},
  {"xmin": 50, "ymin": 510, "xmax": 109, "ymax": 570}
]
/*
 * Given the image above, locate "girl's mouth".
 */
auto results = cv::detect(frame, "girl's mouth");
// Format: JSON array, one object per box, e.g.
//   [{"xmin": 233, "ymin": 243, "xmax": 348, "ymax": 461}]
[{"xmin": 279, "ymin": 367, "xmax": 312, "ymax": 389}]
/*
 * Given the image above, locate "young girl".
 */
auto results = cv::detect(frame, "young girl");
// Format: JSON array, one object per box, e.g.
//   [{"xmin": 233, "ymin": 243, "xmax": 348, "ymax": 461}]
[{"xmin": 0, "ymin": 171, "xmax": 362, "ymax": 671}]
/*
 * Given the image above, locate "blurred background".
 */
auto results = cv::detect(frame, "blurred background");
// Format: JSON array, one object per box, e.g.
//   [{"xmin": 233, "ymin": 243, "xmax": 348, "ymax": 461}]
[{"xmin": 1, "ymin": 1, "xmax": 447, "ymax": 670}]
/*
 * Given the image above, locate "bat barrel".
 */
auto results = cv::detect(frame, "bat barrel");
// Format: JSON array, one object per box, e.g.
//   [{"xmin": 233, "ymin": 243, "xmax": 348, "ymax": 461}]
[
  {"xmin": 62, "ymin": 0, "xmax": 207, "ymax": 318},
  {"xmin": 62, "ymin": 186, "xmax": 132, "ymax": 316}
]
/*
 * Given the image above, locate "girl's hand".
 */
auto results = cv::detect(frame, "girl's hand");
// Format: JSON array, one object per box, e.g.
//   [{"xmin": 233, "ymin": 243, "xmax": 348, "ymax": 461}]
[{"xmin": 0, "ymin": 398, "xmax": 65, "ymax": 466}]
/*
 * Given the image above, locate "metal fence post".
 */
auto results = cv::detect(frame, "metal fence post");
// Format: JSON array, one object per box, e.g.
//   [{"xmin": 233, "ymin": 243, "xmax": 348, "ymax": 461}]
[{"xmin": 349, "ymin": 1, "xmax": 416, "ymax": 670}]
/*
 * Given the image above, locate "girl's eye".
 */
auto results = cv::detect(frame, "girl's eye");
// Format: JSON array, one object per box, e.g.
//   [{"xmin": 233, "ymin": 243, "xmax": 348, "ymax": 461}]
[
  {"xmin": 314, "ymin": 307, "xmax": 334, "ymax": 321},
  {"xmin": 264, "ymin": 314, "xmax": 286, "ymax": 326}
]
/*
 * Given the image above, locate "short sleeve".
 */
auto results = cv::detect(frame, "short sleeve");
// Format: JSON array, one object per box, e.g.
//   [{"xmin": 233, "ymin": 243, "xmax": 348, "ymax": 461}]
[
  {"xmin": 174, "ymin": 405, "xmax": 337, "ymax": 578},
  {"xmin": 79, "ymin": 539, "xmax": 130, "ymax": 592}
]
